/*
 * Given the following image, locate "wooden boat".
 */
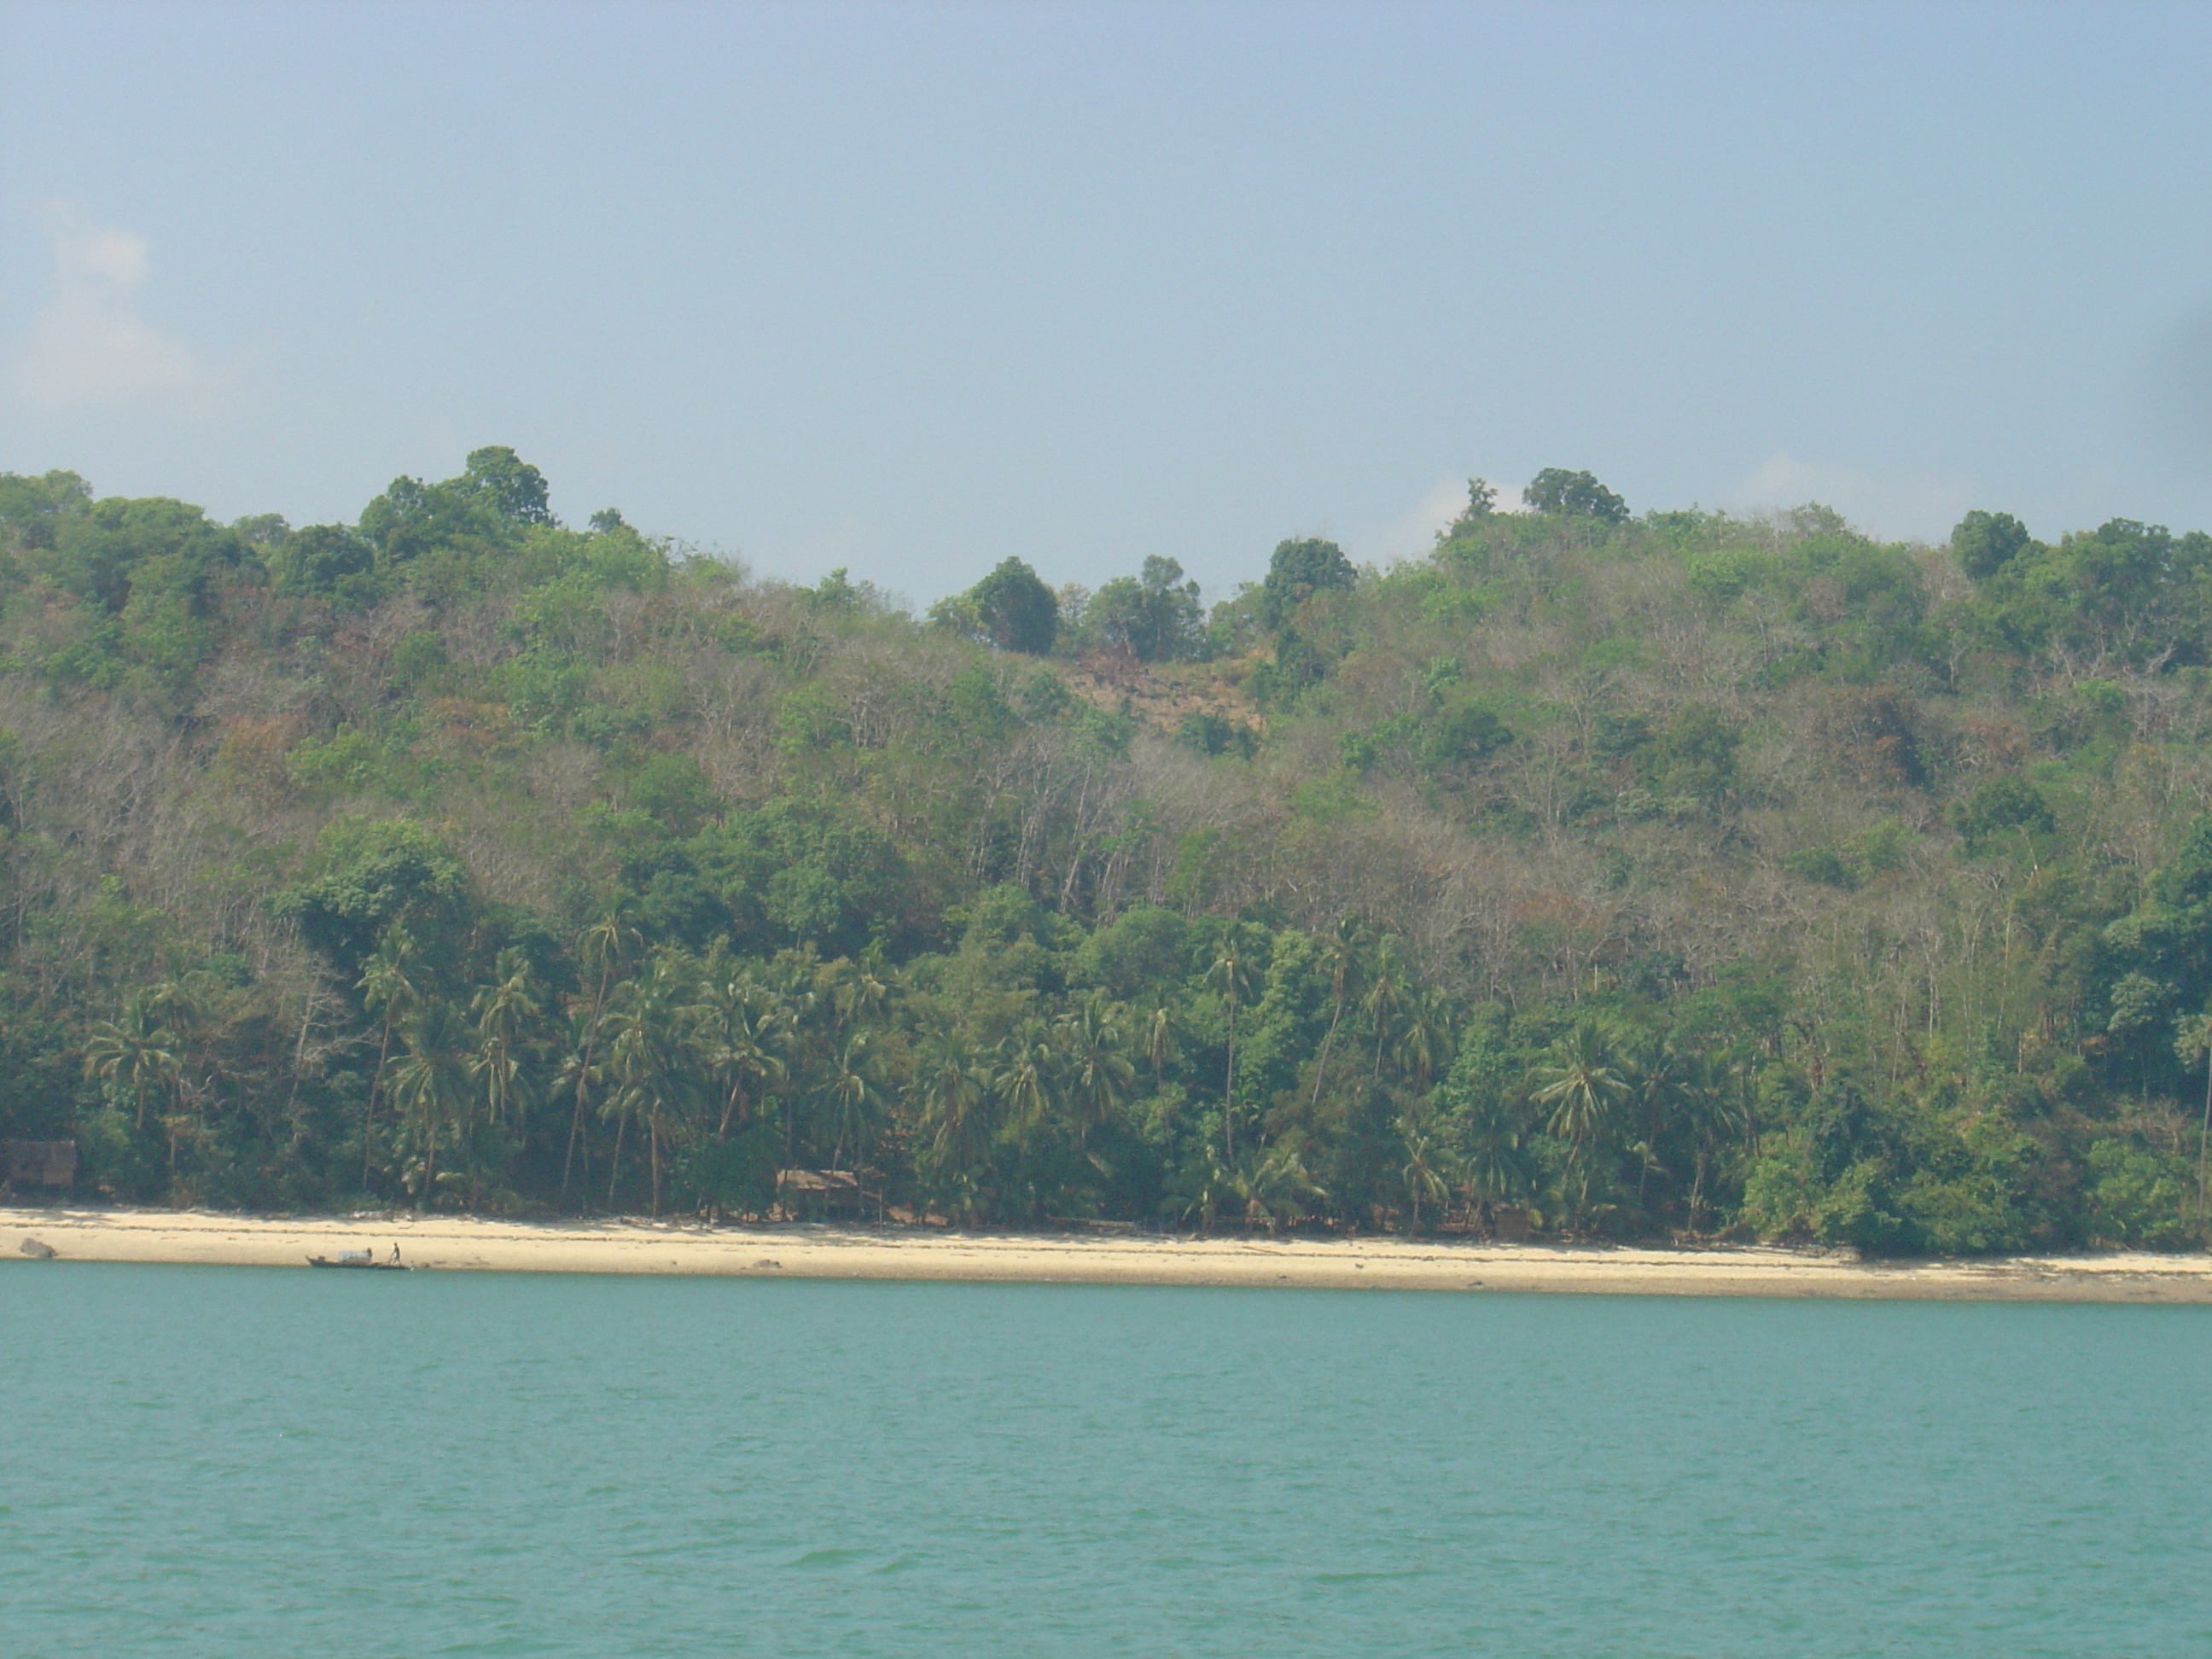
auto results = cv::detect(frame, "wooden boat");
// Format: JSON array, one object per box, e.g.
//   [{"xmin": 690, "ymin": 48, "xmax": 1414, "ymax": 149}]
[{"xmin": 306, "ymin": 1249, "xmax": 409, "ymax": 1271}]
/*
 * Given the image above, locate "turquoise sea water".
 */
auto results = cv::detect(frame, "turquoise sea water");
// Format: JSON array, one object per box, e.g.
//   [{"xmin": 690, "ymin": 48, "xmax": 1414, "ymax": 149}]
[{"xmin": 1, "ymin": 1265, "xmax": 2206, "ymax": 1657}]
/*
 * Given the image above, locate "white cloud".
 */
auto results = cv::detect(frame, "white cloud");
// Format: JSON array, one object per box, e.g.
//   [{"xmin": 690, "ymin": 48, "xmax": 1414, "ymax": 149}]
[
  {"xmin": 6, "ymin": 204, "xmax": 234, "ymax": 415},
  {"xmin": 1726, "ymin": 451, "xmax": 1974, "ymax": 544}
]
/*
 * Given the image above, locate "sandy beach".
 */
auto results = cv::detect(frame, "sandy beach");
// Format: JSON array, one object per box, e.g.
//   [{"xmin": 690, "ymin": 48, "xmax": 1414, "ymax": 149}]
[{"xmin": 4, "ymin": 1205, "xmax": 2211, "ymax": 1301}]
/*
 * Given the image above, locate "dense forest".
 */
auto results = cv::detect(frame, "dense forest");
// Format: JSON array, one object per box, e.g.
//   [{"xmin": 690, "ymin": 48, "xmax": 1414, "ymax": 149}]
[{"xmin": 3, "ymin": 449, "xmax": 2210, "ymax": 1254}]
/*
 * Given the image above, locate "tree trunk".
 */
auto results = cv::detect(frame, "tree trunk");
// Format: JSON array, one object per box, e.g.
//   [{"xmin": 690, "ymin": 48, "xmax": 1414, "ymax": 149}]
[
  {"xmin": 364, "ymin": 1016, "xmax": 393, "ymax": 1189},
  {"xmin": 1308, "ymin": 997, "xmax": 1346, "ymax": 1113},
  {"xmin": 562, "ymin": 1068, "xmax": 592, "ymax": 1203},
  {"xmin": 562, "ymin": 963, "xmax": 613, "ymax": 1205},
  {"xmin": 2199, "ymin": 1043, "xmax": 2211, "ymax": 1227},
  {"xmin": 1223, "ymin": 1001, "xmax": 1237, "ymax": 1161},
  {"xmin": 283, "ymin": 990, "xmax": 318, "ymax": 1126},
  {"xmin": 607, "ymin": 1114, "xmax": 626, "ymax": 1210}
]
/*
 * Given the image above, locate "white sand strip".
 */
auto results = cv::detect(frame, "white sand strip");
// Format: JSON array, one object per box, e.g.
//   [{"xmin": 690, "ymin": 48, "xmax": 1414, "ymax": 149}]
[{"xmin": 6, "ymin": 1208, "xmax": 2212, "ymax": 1302}]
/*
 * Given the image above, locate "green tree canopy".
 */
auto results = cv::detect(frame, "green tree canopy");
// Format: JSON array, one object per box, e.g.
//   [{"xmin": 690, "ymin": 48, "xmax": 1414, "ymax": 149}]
[
  {"xmin": 967, "ymin": 556, "xmax": 1059, "ymax": 654},
  {"xmin": 1950, "ymin": 509, "xmax": 2033, "ymax": 579},
  {"xmin": 358, "ymin": 445, "xmax": 556, "ymax": 567},
  {"xmin": 1947, "ymin": 774, "xmax": 2054, "ymax": 847},
  {"xmin": 1260, "ymin": 538, "xmax": 1354, "ymax": 630},
  {"xmin": 1526, "ymin": 468, "xmax": 1628, "ymax": 523},
  {"xmin": 460, "ymin": 445, "xmax": 555, "ymax": 527},
  {"xmin": 276, "ymin": 818, "xmax": 474, "ymax": 977},
  {"xmin": 1090, "ymin": 555, "xmax": 1205, "ymax": 661},
  {"xmin": 0, "ymin": 469, "xmax": 91, "ymax": 550},
  {"xmin": 269, "ymin": 524, "xmax": 376, "ymax": 601},
  {"xmin": 49, "ymin": 496, "xmax": 254, "ymax": 615}
]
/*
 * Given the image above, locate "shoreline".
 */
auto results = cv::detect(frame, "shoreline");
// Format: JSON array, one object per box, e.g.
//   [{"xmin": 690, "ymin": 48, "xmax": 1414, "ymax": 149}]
[{"xmin": 6, "ymin": 1206, "xmax": 2212, "ymax": 1301}]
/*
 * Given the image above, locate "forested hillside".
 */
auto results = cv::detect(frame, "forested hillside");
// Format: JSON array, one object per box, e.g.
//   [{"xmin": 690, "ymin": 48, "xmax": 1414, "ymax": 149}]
[{"xmin": 3, "ymin": 449, "xmax": 2209, "ymax": 1253}]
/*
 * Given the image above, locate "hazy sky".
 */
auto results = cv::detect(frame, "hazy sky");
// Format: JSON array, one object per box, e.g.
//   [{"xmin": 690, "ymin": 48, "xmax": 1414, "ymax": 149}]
[{"xmin": 3, "ymin": 1, "xmax": 2209, "ymax": 602}]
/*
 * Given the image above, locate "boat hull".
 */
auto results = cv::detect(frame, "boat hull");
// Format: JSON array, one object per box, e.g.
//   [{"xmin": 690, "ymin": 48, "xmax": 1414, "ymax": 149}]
[{"xmin": 306, "ymin": 1256, "xmax": 410, "ymax": 1271}]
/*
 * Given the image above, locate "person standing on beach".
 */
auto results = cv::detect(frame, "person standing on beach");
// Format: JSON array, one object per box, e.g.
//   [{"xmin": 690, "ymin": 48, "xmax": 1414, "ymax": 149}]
[{"xmin": 391, "ymin": 1243, "xmax": 402, "ymax": 1265}]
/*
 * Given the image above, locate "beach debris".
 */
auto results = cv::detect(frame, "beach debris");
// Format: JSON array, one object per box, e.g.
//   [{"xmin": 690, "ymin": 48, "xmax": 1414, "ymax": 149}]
[
  {"xmin": 18, "ymin": 1237, "xmax": 56, "ymax": 1259},
  {"xmin": 753, "ymin": 1258, "xmax": 782, "ymax": 1269}
]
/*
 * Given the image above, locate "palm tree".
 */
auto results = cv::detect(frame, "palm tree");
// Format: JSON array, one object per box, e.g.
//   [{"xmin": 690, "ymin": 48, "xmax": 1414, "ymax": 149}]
[
  {"xmin": 143, "ymin": 977, "xmax": 211, "ymax": 1053},
  {"xmin": 916, "ymin": 1031, "xmax": 995, "ymax": 1221},
  {"xmin": 768, "ymin": 943, "xmax": 825, "ymax": 1017},
  {"xmin": 2179, "ymin": 1010, "xmax": 2212, "ymax": 1228},
  {"xmin": 1532, "ymin": 1020, "xmax": 1629, "ymax": 1222},
  {"xmin": 144, "ymin": 975, "xmax": 227, "ymax": 1177},
  {"xmin": 598, "ymin": 1021, "xmax": 648, "ymax": 1213},
  {"xmin": 765, "ymin": 946, "xmax": 824, "ymax": 1164},
  {"xmin": 81, "ymin": 993, "xmax": 179, "ymax": 1132},
  {"xmin": 828, "ymin": 945, "xmax": 892, "ymax": 1031},
  {"xmin": 1231, "ymin": 1138, "xmax": 1326, "ymax": 1234},
  {"xmin": 1534, "ymin": 1021, "xmax": 1628, "ymax": 1145},
  {"xmin": 1395, "ymin": 1107, "xmax": 1453, "ymax": 1234},
  {"xmin": 1204, "ymin": 922, "xmax": 1266, "ymax": 1161},
  {"xmin": 818, "ymin": 1028, "xmax": 882, "ymax": 1172},
  {"xmin": 1674, "ymin": 1050, "xmax": 1748, "ymax": 1232},
  {"xmin": 1142, "ymin": 1004, "xmax": 1176, "ymax": 1095},
  {"xmin": 389, "ymin": 1002, "xmax": 473, "ymax": 1211},
  {"xmin": 1164, "ymin": 1140, "xmax": 1231, "ymax": 1234},
  {"xmin": 358, "ymin": 923, "xmax": 422, "ymax": 1184},
  {"xmin": 469, "ymin": 947, "xmax": 544, "ymax": 1133},
  {"xmin": 1459, "ymin": 1091, "xmax": 1534, "ymax": 1227},
  {"xmin": 1391, "ymin": 987, "xmax": 1456, "ymax": 1094},
  {"xmin": 600, "ymin": 952, "xmax": 699, "ymax": 1215},
  {"xmin": 550, "ymin": 1006, "xmax": 607, "ymax": 1198},
  {"xmin": 1616, "ymin": 1029, "xmax": 1687, "ymax": 1212},
  {"xmin": 1360, "ymin": 934, "xmax": 1411, "ymax": 1082},
  {"xmin": 694, "ymin": 966, "xmax": 789, "ymax": 1138},
  {"xmin": 562, "ymin": 912, "xmax": 640, "ymax": 1202},
  {"xmin": 1307, "ymin": 916, "xmax": 1368, "ymax": 1113},
  {"xmin": 1057, "ymin": 995, "xmax": 1134, "ymax": 1162},
  {"xmin": 991, "ymin": 1022, "xmax": 1059, "ymax": 1150}
]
